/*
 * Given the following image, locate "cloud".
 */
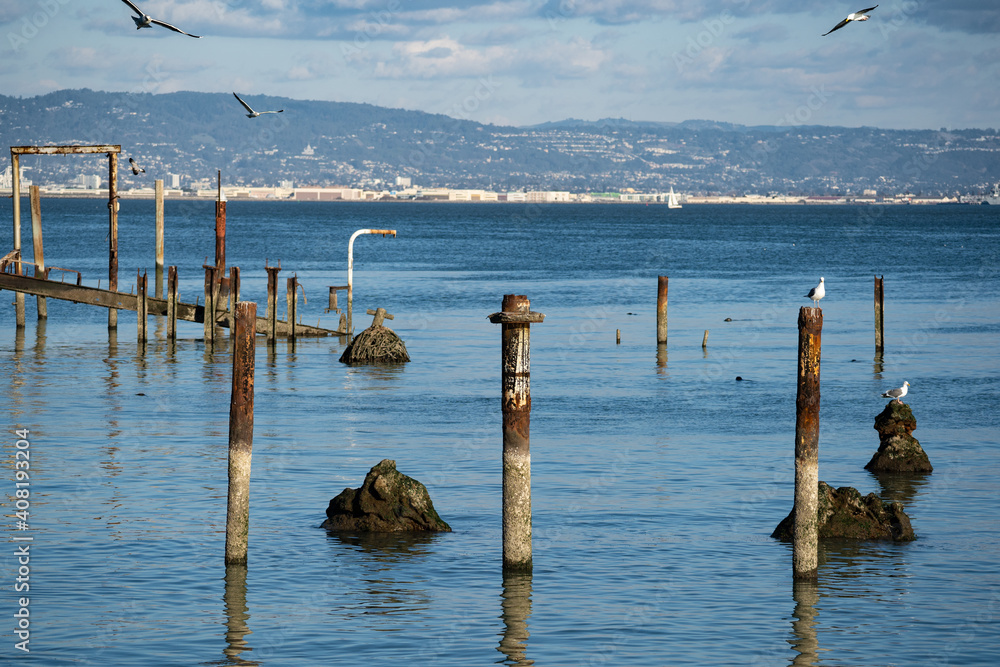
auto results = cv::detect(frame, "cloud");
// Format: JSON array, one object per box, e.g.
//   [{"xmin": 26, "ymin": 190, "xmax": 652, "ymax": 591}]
[{"xmin": 733, "ymin": 22, "xmax": 789, "ymax": 43}]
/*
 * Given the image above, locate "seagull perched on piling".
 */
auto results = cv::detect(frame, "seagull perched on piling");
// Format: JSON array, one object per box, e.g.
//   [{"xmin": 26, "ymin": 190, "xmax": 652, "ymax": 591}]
[
  {"xmin": 881, "ymin": 381, "xmax": 910, "ymax": 404},
  {"xmin": 120, "ymin": 0, "xmax": 201, "ymax": 38},
  {"xmin": 805, "ymin": 277, "xmax": 825, "ymax": 304},
  {"xmin": 823, "ymin": 5, "xmax": 878, "ymax": 36},
  {"xmin": 233, "ymin": 92, "xmax": 284, "ymax": 118},
  {"xmin": 128, "ymin": 157, "xmax": 145, "ymax": 175}
]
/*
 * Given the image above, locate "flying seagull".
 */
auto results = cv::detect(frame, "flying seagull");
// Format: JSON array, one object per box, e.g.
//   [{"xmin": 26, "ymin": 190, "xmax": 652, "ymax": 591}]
[
  {"xmin": 881, "ymin": 380, "xmax": 910, "ymax": 404},
  {"xmin": 823, "ymin": 5, "xmax": 878, "ymax": 36},
  {"xmin": 128, "ymin": 157, "xmax": 145, "ymax": 175},
  {"xmin": 233, "ymin": 92, "xmax": 284, "ymax": 118},
  {"xmin": 120, "ymin": 0, "xmax": 201, "ymax": 38},
  {"xmin": 805, "ymin": 277, "xmax": 825, "ymax": 304}
]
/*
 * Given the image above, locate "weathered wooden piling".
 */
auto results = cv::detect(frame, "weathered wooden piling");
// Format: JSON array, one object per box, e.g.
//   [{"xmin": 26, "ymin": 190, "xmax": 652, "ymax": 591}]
[
  {"xmin": 874, "ymin": 275, "xmax": 884, "ymax": 354},
  {"xmin": 225, "ymin": 301, "xmax": 257, "ymax": 566},
  {"xmin": 702, "ymin": 329, "xmax": 709, "ymax": 349},
  {"xmin": 11, "ymin": 151, "xmax": 25, "ymax": 327},
  {"xmin": 286, "ymin": 276, "xmax": 298, "ymax": 340},
  {"xmin": 29, "ymin": 185, "xmax": 46, "ymax": 319},
  {"xmin": 656, "ymin": 276, "xmax": 668, "ymax": 345},
  {"xmin": 793, "ymin": 306, "xmax": 823, "ymax": 580},
  {"xmin": 204, "ymin": 265, "xmax": 217, "ymax": 343},
  {"xmin": 229, "ymin": 267, "xmax": 240, "ymax": 332},
  {"xmin": 216, "ymin": 173, "xmax": 227, "ymax": 274},
  {"xmin": 137, "ymin": 271, "xmax": 148, "ymax": 347},
  {"xmin": 616, "ymin": 328, "xmax": 621, "ymax": 345},
  {"xmin": 488, "ymin": 295, "xmax": 545, "ymax": 571},
  {"xmin": 155, "ymin": 179, "xmax": 164, "ymax": 298},
  {"xmin": 265, "ymin": 264, "xmax": 280, "ymax": 343},
  {"xmin": 108, "ymin": 151, "xmax": 119, "ymax": 330},
  {"xmin": 166, "ymin": 266, "xmax": 178, "ymax": 340}
]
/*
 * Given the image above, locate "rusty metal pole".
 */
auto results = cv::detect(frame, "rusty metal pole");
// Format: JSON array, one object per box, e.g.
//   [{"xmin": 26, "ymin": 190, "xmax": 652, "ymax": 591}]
[
  {"xmin": 488, "ymin": 295, "xmax": 545, "ymax": 572},
  {"xmin": 108, "ymin": 151, "xmax": 119, "ymax": 329},
  {"xmin": 167, "ymin": 266, "xmax": 178, "ymax": 341},
  {"xmin": 794, "ymin": 306, "xmax": 823, "ymax": 580},
  {"xmin": 29, "ymin": 185, "xmax": 47, "ymax": 319},
  {"xmin": 12, "ymin": 152, "xmax": 25, "ymax": 327},
  {"xmin": 155, "ymin": 178, "xmax": 164, "ymax": 298},
  {"xmin": 347, "ymin": 228, "xmax": 396, "ymax": 343},
  {"xmin": 137, "ymin": 271, "xmax": 147, "ymax": 348},
  {"xmin": 265, "ymin": 265, "xmax": 280, "ymax": 343},
  {"xmin": 286, "ymin": 276, "xmax": 297, "ymax": 340},
  {"xmin": 656, "ymin": 276, "xmax": 668, "ymax": 345},
  {"xmin": 225, "ymin": 301, "xmax": 257, "ymax": 566},
  {"xmin": 874, "ymin": 275, "xmax": 884, "ymax": 355}
]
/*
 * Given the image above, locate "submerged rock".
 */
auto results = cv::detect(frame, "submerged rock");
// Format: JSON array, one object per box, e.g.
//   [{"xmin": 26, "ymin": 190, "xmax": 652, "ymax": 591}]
[
  {"xmin": 321, "ymin": 459, "xmax": 451, "ymax": 532},
  {"xmin": 771, "ymin": 481, "xmax": 915, "ymax": 542},
  {"xmin": 865, "ymin": 401, "xmax": 932, "ymax": 473}
]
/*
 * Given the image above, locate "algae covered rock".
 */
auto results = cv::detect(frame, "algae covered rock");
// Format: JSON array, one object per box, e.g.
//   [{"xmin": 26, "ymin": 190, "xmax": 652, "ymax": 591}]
[
  {"xmin": 771, "ymin": 481, "xmax": 915, "ymax": 542},
  {"xmin": 865, "ymin": 401, "xmax": 932, "ymax": 473},
  {"xmin": 321, "ymin": 459, "xmax": 451, "ymax": 532}
]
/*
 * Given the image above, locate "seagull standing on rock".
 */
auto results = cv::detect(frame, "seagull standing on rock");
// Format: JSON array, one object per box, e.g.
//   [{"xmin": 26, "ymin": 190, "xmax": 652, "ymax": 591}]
[
  {"xmin": 823, "ymin": 5, "xmax": 878, "ymax": 36},
  {"xmin": 882, "ymin": 381, "xmax": 910, "ymax": 404},
  {"xmin": 233, "ymin": 92, "xmax": 284, "ymax": 118},
  {"xmin": 120, "ymin": 0, "xmax": 201, "ymax": 38},
  {"xmin": 805, "ymin": 277, "xmax": 825, "ymax": 305}
]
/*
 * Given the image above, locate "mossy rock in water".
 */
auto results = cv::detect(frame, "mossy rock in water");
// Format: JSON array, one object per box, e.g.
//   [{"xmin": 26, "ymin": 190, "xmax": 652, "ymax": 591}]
[
  {"xmin": 321, "ymin": 459, "xmax": 451, "ymax": 532},
  {"xmin": 866, "ymin": 401, "xmax": 932, "ymax": 473},
  {"xmin": 339, "ymin": 324, "xmax": 410, "ymax": 365},
  {"xmin": 771, "ymin": 481, "xmax": 915, "ymax": 542}
]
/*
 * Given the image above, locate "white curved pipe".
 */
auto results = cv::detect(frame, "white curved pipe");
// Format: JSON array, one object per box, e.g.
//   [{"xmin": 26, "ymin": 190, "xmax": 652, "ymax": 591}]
[{"xmin": 347, "ymin": 228, "xmax": 396, "ymax": 341}]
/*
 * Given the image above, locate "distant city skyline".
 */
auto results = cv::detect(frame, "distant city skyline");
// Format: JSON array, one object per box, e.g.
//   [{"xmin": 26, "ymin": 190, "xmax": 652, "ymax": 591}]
[{"xmin": 2, "ymin": 1, "xmax": 998, "ymax": 131}]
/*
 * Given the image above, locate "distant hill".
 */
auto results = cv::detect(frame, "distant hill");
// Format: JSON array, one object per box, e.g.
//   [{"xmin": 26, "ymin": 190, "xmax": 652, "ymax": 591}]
[{"xmin": 2, "ymin": 89, "xmax": 998, "ymax": 194}]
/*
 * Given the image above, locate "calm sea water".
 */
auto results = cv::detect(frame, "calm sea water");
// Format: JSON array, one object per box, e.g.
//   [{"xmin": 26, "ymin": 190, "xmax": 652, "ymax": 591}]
[{"xmin": 1, "ymin": 199, "xmax": 999, "ymax": 666}]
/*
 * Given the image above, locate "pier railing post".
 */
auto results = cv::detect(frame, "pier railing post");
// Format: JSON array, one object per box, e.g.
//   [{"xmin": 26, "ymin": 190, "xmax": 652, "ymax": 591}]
[
  {"xmin": 489, "ymin": 295, "xmax": 545, "ymax": 571},
  {"xmin": 656, "ymin": 276, "xmax": 668, "ymax": 345},
  {"xmin": 167, "ymin": 266, "xmax": 178, "ymax": 341},
  {"xmin": 29, "ymin": 185, "xmax": 46, "ymax": 319},
  {"xmin": 225, "ymin": 301, "xmax": 257, "ymax": 566},
  {"xmin": 874, "ymin": 275, "xmax": 884, "ymax": 355},
  {"xmin": 794, "ymin": 306, "xmax": 823, "ymax": 580}
]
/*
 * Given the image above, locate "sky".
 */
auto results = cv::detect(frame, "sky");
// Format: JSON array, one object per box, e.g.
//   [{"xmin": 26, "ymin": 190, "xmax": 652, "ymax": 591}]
[{"xmin": 1, "ymin": 0, "xmax": 998, "ymax": 130}]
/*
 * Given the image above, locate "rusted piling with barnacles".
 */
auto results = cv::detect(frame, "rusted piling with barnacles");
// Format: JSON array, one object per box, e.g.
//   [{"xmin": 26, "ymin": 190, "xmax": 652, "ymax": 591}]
[
  {"xmin": 155, "ymin": 179, "xmax": 164, "ymax": 297},
  {"xmin": 793, "ymin": 306, "xmax": 823, "ymax": 580},
  {"xmin": 137, "ymin": 271, "xmax": 148, "ymax": 347},
  {"xmin": 225, "ymin": 301, "xmax": 257, "ymax": 566},
  {"xmin": 204, "ymin": 265, "xmax": 218, "ymax": 343},
  {"xmin": 489, "ymin": 295, "xmax": 545, "ymax": 571},
  {"xmin": 108, "ymin": 151, "xmax": 119, "ymax": 330},
  {"xmin": 286, "ymin": 276, "xmax": 298, "ymax": 340}
]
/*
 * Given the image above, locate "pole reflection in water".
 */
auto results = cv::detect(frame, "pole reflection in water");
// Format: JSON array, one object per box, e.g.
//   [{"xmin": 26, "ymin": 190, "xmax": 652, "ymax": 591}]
[
  {"xmin": 497, "ymin": 570, "xmax": 534, "ymax": 666},
  {"xmin": 873, "ymin": 353, "xmax": 884, "ymax": 380},
  {"xmin": 655, "ymin": 344, "xmax": 668, "ymax": 376},
  {"xmin": 222, "ymin": 563, "xmax": 257, "ymax": 666},
  {"xmin": 790, "ymin": 579, "xmax": 820, "ymax": 667}
]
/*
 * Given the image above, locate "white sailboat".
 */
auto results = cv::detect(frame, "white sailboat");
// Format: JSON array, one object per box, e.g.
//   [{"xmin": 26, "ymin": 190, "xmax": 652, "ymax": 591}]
[{"xmin": 667, "ymin": 187, "xmax": 682, "ymax": 209}]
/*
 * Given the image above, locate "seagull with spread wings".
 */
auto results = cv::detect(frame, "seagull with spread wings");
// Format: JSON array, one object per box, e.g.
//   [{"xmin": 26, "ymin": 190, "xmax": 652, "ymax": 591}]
[
  {"xmin": 120, "ymin": 0, "xmax": 201, "ymax": 38},
  {"xmin": 233, "ymin": 92, "xmax": 284, "ymax": 118},
  {"xmin": 823, "ymin": 5, "xmax": 878, "ymax": 36},
  {"xmin": 128, "ymin": 157, "xmax": 145, "ymax": 175}
]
